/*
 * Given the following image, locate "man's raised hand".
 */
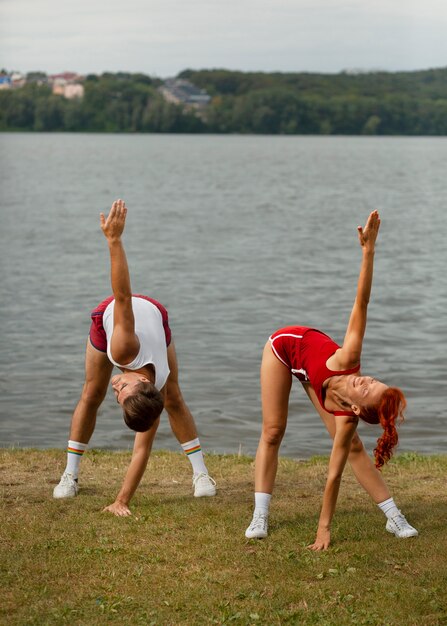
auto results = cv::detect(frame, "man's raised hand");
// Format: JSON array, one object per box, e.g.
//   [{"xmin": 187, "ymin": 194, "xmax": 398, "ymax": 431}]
[{"xmin": 100, "ymin": 199, "xmax": 128, "ymax": 241}]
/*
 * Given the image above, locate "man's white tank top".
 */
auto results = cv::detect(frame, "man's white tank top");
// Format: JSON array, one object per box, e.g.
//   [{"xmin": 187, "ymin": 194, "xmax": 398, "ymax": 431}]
[{"xmin": 103, "ymin": 297, "xmax": 170, "ymax": 390}]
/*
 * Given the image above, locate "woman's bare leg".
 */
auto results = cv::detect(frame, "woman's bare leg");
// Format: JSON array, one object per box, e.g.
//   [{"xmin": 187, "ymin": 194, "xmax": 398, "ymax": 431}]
[
  {"xmin": 346, "ymin": 439, "xmax": 390, "ymax": 502},
  {"xmin": 246, "ymin": 343, "xmax": 292, "ymax": 538},
  {"xmin": 254, "ymin": 342, "xmax": 292, "ymax": 494}
]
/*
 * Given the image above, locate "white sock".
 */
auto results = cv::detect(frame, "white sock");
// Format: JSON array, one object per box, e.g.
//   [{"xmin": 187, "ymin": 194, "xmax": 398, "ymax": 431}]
[
  {"xmin": 254, "ymin": 492, "xmax": 272, "ymax": 516},
  {"xmin": 377, "ymin": 497, "xmax": 400, "ymax": 519},
  {"xmin": 181, "ymin": 438, "xmax": 208, "ymax": 475},
  {"xmin": 65, "ymin": 440, "xmax": 88, "ymax": 479}
]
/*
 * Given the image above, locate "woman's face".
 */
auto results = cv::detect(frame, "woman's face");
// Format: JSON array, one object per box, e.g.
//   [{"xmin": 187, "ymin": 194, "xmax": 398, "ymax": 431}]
[{"xmin": 347, "ymin": 375, "xmax": 388, "ymax": 410}]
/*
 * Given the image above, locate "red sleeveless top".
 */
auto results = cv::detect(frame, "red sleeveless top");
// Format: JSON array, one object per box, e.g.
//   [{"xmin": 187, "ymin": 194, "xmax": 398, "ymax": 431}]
[{"xmin": 269, "ymin": 326, "xmax": 360, "ymax": 415}]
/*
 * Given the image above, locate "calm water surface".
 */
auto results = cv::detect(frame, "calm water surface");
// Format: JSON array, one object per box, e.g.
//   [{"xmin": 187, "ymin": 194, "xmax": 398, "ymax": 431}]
[{"xmin": 0, "ymin": 133, "xmax": 446, "ymax": 458}]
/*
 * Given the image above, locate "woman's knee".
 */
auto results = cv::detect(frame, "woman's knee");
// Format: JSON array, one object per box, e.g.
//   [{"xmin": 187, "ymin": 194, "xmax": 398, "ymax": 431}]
[
  {"xmin": 262, "ymin": 423, "xmax": 286, "ymax": 447},
  {"xmin": 349, "ymin": 434, "xmax": 365, "ymax": 456}
]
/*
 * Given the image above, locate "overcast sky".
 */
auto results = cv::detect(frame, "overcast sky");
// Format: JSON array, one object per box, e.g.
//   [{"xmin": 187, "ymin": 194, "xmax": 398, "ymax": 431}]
[{"xmin": 1, "ymin": 0, "xmax": 446, "ymax": 77}]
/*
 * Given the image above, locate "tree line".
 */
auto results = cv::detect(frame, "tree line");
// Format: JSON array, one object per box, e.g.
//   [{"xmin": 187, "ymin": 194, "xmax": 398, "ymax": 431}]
[{"xmin": 1, "ymin": 68, "xmax": 447, "ymax": 134}]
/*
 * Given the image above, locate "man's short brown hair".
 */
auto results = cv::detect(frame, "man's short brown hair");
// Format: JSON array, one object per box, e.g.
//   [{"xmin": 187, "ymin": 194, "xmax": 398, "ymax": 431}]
[{"xmin": 122, "ymin": 381, "xmax": 164, "ymax": 432}]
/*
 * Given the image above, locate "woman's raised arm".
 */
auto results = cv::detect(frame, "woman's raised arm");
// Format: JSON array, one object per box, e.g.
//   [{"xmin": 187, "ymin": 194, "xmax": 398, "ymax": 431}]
[{"xmin": 332, "ymin": 210, "xmax": 381, "ymax": 369}]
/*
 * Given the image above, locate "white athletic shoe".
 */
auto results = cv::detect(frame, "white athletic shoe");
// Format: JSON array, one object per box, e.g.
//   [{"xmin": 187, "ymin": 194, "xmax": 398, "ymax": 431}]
[
  {"xmin": 245, "ymin": 512, "xmax": 268, "ymax": 539},
  {"xmin": 53, "ymin": 472, "xmax": 79, "ymax": 499},
  {"xmin": 386, "ymin": 512, "xmax": 419, "ymax": 538},
  {"xmin": 193, "ymin": 473, "xmax": 217, "ymax": 497}
]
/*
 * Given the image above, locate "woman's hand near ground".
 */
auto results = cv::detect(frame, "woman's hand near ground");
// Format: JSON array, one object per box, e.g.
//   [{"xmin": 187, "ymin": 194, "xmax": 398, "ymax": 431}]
[
  {"xmin": 100, "ymin": 199, "xmax": 127, "ymax": 242},
  {"xmin": 307, "ymin": 526, "xmax": 331, "ymax": 551},
  {"xmin": 357, "ymin": 209, "xmax": 380, "ymax": 252},
  {"xmin": 102, "ymin": 500, "xmax": 132, "ymax": 517}
]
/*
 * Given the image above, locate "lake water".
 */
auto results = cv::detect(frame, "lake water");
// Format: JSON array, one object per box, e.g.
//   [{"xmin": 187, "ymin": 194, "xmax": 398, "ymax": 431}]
[{"xmin": 0, "ymin": 133, "xmax": 446, "ymax": 458}]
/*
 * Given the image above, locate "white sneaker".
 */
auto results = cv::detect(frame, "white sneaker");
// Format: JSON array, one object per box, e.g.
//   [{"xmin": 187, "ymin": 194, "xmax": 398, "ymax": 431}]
[
  {"xmin": 386, "ymin": 512, "xmax": 418, "ymax": 538},
  {"xmin": 53, "ymin": 472, "xmax": 79, "ymax": 499},
  {"xmin": 193, "ymin": 473, "xmax": 217, "ymax": 497},
  {"xmin": 245, "ymin": 512, "xmax": 268, "ymax": 539}
]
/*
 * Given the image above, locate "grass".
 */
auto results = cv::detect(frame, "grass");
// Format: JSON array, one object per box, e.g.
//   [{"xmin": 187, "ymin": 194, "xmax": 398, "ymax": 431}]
[{"xmin": 0, "ymin": 449, "xmax": 446, "ymax": 625}]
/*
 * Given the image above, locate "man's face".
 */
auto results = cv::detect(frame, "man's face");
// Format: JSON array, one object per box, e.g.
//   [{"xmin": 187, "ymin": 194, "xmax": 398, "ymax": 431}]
[{"xmin": 111, "ymin": 373, "xmax": 148, "ymax": 405}]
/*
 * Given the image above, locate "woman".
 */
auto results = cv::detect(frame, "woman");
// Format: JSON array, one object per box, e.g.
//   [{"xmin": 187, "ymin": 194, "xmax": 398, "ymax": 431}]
[{"xmin": 245, "ymin": 210, "xmax": 418, "ymax": 549}]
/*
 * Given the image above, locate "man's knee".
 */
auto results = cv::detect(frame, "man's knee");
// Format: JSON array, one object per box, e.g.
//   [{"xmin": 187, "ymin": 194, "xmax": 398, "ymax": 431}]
[
  {"xmin": 164, "ymin": 383, "xmax": 185, "ymax": 415},
  {"xmin": 80, "ymin": 381, "xmax": 108, "ymax": 409}
]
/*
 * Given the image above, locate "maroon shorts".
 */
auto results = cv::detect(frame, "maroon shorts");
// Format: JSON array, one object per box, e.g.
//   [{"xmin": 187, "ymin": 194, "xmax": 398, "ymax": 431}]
[{"xmin": 89, "ymin": 294, "xmax": 172, "ymax": 353}]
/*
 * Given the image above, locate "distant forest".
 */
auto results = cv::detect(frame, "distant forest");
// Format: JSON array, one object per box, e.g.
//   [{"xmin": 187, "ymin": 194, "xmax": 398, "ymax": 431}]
[{"xmin": 1, "ymin": 67, "xmax": 447, "ymax": 134}]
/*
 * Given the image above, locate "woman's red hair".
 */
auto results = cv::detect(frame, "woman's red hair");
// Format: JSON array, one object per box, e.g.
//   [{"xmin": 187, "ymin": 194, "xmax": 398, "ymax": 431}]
[{"xmin": 360, "ymin": 387, "xmax": 406, "ymax": 469}]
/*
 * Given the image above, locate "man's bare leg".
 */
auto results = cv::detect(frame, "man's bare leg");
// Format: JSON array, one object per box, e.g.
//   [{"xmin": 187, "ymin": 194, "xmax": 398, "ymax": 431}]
[
  {"xmin": 53, "ymin": 340, "xmax": 113, "ymax": 498},
  {"xmin": 164, "ymin": 342, "xmax": 216, "ymax": 496},
  {"xmin": 69, "ymin": 340, "xmax": 114, "ymax": 442}
]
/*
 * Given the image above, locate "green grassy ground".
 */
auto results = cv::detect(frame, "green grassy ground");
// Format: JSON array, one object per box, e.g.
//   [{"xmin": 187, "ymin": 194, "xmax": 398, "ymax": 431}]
[{"xmin": 0, "ymin": 450, "xmax": 446, "ymax": 625}]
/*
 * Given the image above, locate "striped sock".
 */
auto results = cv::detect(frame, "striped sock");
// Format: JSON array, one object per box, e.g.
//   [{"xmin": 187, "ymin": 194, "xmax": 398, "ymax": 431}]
[
  {"xmin": 65, "ymin": 440, "xmax": 88, "ymax": 479},
  {"xmin": 181, "ymin": 438, "xmax": 208, "ymax": 475},
  {"xmin": 377, "ymin": 497, "xmax": 400, "ymax": 519}
]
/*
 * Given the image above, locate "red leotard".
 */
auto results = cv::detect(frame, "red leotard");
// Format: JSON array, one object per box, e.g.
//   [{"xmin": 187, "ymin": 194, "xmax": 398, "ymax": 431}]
[{"xmin": 269, "ymin": 326, "xmax": 360, "ymax": 415}]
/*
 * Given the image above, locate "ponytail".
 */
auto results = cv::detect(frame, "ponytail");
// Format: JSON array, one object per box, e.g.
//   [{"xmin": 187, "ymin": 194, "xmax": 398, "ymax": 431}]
[{"xmin": 373, "ymin": 387, "xmax": 406, "ymax": 469}]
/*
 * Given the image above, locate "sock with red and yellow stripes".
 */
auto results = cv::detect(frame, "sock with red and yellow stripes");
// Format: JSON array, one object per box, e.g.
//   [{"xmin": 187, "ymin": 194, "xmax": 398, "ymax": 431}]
[
  {"xmin": 65, "ymin": 440, "xmax": 88, "ymax": 479},
  {"xmin": 181, "ymin": 438, "xmax": 208, "ymax": 475}
]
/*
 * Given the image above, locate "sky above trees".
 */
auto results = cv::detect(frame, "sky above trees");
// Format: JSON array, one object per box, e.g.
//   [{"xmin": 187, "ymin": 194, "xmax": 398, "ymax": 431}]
[{"xmin": 1, "ymin": 0, "xmax": 447, "ymax": 77}]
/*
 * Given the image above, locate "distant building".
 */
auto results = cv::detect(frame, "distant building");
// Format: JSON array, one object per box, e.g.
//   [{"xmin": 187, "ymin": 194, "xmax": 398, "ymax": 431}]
[
  {"xmin": 0, "ymin": 75, "xmax": 12, "ymax": 90},
  {"xmin": 52, "ymin": 82, "xmax": 84, "ymax": 99},
  {"xmin": 159, "ymin": 79, "xmax": 211, "ymax": 110},
  {"xmin": 0, "ymin": 72, "xmax": 27, "ymax": 89},
  {"xmin": 49, "ymin": 72, "xmax": 81, "ymax": 83},
  {"xmin": 63, "ymin": 83, "xmax": 84, "ymax": 99},
  {"xmin": 11, "ymin": 72, "xmax": 26, "ymax": 88},
  {"xmin": 26, "ymin": 72, "xmax": 48, "ymax": 86},
  {"xmin": 49, "ymin": 72, "xmax": 84, "ymax": 99}
]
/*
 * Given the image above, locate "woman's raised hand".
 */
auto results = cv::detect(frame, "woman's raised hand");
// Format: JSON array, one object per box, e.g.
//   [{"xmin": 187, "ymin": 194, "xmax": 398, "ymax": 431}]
[
  {"xmin": 357, "ymin": 209, "xmax": 380, "ymax": 251},
  {"xmin": 100, "ymin": 199, "xmax": 127, "ymax": 241}
]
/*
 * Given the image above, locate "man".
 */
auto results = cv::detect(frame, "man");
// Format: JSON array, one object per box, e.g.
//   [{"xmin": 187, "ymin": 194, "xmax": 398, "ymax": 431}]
[{"xmin": 53, "ymin": 199, "xmax": 216, "ymax": 515}]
